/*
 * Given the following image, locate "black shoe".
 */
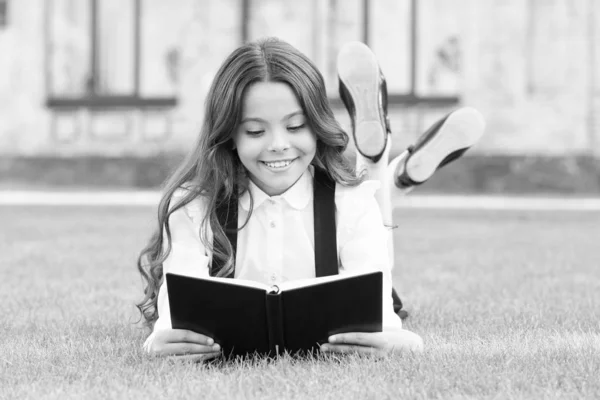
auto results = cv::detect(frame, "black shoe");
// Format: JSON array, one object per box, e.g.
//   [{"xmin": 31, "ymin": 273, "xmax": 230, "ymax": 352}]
[
  {"xmin": 392, "ymin": 287, "xmax": 408, "ymax": 319},
  {"xmin": 395, "ymin": 107, "xmax": 485, "ymax": 188},
  {"xmin": 397, "ymin": 309, "xmax": 409, "ymax": 320},
  {"xmin": 337, "ymin": 42, "xmax": 390, "ymax": 163}
]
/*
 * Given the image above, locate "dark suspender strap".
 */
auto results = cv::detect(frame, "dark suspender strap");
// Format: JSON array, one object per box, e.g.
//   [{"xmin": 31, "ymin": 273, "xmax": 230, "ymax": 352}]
[
  {"xmin": 213, "ymin": 195, "xmax": 238, "ymax": 278},
  {"xmin": 313, "ymin": 168, "xmax": 338, "ymax": 277},
  {"xmin": 212, "ymin": 169, "xmax": 338, "ymax": 278}
]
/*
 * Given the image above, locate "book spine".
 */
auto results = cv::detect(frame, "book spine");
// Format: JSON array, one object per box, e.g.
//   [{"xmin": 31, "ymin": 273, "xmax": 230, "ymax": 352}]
[{"xmin": 265, "ymin": 288, "xmax": 285, "ymax": 356}]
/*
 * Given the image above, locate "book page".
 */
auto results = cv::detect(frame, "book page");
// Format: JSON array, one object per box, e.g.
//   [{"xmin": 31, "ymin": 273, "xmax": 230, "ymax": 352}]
[
  {"xmin": 277, "ymin": 271, "xmax": 379, "ymax": 291},
  {"xmin": 169, "ymin": 271, "xmax": 381, "ymax": 293},
  {"xmin": 194, "ymin": 275, "xmax": 271, "ymax": 291}
]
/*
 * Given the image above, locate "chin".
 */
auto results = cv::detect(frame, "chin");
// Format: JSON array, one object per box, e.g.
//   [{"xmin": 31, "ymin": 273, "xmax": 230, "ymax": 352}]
[
  {"xmin": 268, "ymin": 174, "xmax": 301, "ymax": 194},
  {"xmin": 270, "ymin": 179, "xmax": 296, "ymax": 194}
]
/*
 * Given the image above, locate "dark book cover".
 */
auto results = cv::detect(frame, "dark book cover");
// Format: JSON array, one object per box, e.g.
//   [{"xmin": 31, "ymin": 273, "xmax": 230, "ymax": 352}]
[{"xmin": 166, "ymin": 271, "xmax": 383, "ymax": 358}]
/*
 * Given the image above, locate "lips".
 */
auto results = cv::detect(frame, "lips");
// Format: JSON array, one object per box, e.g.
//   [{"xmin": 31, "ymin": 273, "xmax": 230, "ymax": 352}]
[{"xmin": 260, "ymin": 158, "xmax": 297, "ymax": 169}]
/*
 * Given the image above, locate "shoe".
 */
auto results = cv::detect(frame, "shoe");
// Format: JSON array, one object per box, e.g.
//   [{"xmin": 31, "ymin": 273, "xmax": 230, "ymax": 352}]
[
  {"xmin": 395, "ymin": 107, "xmax": 485, "ymax": 187},
  {"xmin": 392, "ymin": 288, "xmax": 408, "ymax": 319},
  {"xmin": 337, "ymin": 42, "xmax": 390, "ymax": 163}
]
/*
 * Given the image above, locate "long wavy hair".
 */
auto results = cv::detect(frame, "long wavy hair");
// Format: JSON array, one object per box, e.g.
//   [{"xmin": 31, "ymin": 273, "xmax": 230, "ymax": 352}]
[{"xmin": 136, "ymin": 37, "xmax": 364, "ymax": 327}]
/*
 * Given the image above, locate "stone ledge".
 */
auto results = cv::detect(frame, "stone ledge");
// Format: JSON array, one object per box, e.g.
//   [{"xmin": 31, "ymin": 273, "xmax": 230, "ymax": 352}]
[{"xmin": 1, "ymin": 154, "xmax": 599, "ymax": 194}]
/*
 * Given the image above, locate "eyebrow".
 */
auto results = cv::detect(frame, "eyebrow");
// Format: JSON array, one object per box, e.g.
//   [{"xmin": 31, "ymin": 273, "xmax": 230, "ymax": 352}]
[{"xmin": 240, "ymin": 111, "xmax": 304, "ymax": 124}]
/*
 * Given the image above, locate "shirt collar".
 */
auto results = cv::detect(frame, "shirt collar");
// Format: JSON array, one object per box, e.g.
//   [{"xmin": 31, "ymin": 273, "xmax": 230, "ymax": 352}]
[{"xmin": 239, "ymin": 169, "xmax": 313, "ymax": 211}]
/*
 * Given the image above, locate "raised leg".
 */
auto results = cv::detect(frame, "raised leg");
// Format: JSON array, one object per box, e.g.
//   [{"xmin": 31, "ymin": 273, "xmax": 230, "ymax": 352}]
[
  {"xmin": 354, "ymin": 133, "xmax": 397, "ymax": 267},
  {"xmin": 338, "ymin": 41, "xmax": 397, "ymax": 267},
  {"xmin": 393, "ymin": 107, "xmax": 486, "ymax": 189},
  {"xmin": 337, "ymin": 41, "xmax": 486, "ymax": 320}
]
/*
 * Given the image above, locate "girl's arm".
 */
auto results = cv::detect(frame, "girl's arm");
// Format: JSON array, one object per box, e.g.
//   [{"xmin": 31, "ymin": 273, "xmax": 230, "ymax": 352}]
[
  {"xmin": 328, "ymin": 181, "xmax": 423, "ymax": 354},
  {"xmin": 336, "ymin": 181, "xmax": 401, "ymax": 330},
  {"xmin": 144, "ymin": 193, "xmax": 221, "ymax": 358}
]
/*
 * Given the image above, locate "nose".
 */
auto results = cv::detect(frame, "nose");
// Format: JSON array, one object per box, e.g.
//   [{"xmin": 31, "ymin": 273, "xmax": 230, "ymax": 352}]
[{"xmin": 267, "ymin": 128, "xmax": 290, "ymax": 152}]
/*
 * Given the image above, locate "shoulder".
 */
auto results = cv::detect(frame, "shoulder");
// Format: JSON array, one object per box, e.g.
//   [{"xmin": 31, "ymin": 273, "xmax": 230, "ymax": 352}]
[
  {"xmin": 334, "ymin": 180, "xmax": 385, "ymax": 243},
  {"xmin": 334, "ymin": 180, "xmax": 381, "ymax": 222},
  {"xmin": 334, "ymin": 180, "xmax": 381, "ymax": 206},
  {"xmin": 170, "ymin": 186, "xmax": 209, "ymax": 226}
]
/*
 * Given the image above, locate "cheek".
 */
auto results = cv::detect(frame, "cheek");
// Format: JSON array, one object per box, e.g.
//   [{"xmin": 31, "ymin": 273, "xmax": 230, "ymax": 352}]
[
  {"xmin": 298, "ymin": 132, "xmax": 318, "ymax": 156},
  {"xmin": 231, "ymin": 131, "xmax": 244, "ymax": 152},
  {"xmin": 233, "ymin": 137, "xmax": 261, "ymax": 166},
  {"xmin": 307, "ymin": 137, "xmax": 318, "ymax": 158}
]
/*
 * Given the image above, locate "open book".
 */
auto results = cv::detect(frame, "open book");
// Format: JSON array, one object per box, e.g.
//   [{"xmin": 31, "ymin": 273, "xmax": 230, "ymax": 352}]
[{"xmin": 166, "ymin": 271, "xmax": 382, "ymax": 357}]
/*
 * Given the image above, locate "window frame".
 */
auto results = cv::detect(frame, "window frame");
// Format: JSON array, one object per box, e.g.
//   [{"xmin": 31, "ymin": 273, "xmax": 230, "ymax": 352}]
[
  {"xmin": 45, "ymin": 0, "xmax": 177, "ymax": 110},
  {"xmin": 363, "ymin": 0, "xmax": 460, "ymax": 107},
  {"xmin": 0, "ymin": 0, "xmax": 8, "ymax": 28}
]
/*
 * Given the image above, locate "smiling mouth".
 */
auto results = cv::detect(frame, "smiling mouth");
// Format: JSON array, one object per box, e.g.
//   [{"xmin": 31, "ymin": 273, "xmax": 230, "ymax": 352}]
[{"xmin": 261, "ymin": 159, "xmax": 296, "ymax": 169}]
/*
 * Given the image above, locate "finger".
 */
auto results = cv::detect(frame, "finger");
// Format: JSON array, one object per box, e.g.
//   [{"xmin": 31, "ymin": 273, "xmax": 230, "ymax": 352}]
[
  {"xmin": 166, "ymin": 329, "xmax": 215, "ymax": 345},
  {"xmin": 156, "ymin": 342, "xmax": 221, "ymax": 356},
  {"xmin": 321, "ymin": 344, "xmax": 382, "ymax": 356},
  {"xmin": 329, "ymin": 332, "xmax": 386, "ymax": 347},
  {"xmin": 166, "ymin": 351, "xmax": 222, "ymax": 364}
]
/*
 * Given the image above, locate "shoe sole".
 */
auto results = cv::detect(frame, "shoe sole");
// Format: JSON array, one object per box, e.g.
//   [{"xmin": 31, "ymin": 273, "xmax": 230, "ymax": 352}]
[
  {"xmin": 404, "ymin": 107, "xmax": 485, "ymax": 183},
  {"xmin": 337, "ymin": 42, "xmax": 386, "ymax": 159}
]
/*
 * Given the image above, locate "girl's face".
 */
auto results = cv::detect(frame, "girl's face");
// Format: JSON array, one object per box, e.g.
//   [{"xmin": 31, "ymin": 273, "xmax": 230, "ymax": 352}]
[{"xmin": 233, "ymin": 81, "xmax": 317, "ymax": 196}]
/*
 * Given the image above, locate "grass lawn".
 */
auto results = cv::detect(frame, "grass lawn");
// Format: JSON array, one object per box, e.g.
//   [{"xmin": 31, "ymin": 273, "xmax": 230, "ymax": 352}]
[{"xmin": 1, "ymin": 204, "xmax": 599, "ymax": 399}]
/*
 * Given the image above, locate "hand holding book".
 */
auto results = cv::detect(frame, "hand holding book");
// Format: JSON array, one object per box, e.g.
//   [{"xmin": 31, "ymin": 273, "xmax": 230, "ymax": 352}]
[
  {"xmin": 167, "ymin": 271, "xmax": 384, "ymax": 358},
  {"xmin": 145, "ymin": 329, "xmax": 222, "ymax": 360},
  {"xmin": 322, "ymin": 329, "xmax": 424, "ymax": 355}
]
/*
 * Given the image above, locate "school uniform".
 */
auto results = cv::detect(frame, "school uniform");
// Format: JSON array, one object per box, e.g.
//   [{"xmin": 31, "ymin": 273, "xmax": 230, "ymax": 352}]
[{"xmin": 144, "ymin": 166, "xmax": 403, "ymax": 350}]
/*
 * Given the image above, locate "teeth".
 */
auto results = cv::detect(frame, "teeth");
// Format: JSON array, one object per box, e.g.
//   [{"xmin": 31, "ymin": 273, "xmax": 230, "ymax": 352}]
[{"xmin": 264, "ymin": 160, "xmax": 293, "ymax": 168}]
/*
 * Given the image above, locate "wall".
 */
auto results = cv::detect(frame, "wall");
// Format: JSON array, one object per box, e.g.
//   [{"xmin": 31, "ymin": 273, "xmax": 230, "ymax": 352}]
[{"xmin": 0, "ymin": 0, "xmax": 599, "ymax": 157}]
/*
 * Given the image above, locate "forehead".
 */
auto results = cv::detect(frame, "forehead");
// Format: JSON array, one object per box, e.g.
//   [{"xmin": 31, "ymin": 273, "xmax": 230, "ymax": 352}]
[{"xmin": 241, "ymin": 81, "xmax": 302, "ymax": 119}]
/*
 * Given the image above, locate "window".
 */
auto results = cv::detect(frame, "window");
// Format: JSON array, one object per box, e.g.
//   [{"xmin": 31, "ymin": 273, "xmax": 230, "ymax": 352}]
[
  {"xmin": 95, "ymin": 0, "xmax": 136, "ymax": 96},
  {"xmin": 317, "ymin": 0, "xmax": 461, "ymax": 106},
  {"xmin": 46, "ymin": 0, "xmax": 177, "ymax": 108},
  {"xmin": 367, "ymin": 0, "xmax": 460, "ymax": 105}
]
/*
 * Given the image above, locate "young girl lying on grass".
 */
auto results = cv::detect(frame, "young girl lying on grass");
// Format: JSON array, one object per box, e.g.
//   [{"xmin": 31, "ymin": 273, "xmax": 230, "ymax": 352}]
[{"xmin": 136, "ymin": 37, "xmax": 424, "ymax": 360}]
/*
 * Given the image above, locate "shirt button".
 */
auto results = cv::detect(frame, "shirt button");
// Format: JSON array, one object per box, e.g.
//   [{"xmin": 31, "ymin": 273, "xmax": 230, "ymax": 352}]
[
  {"xmin": 270, "ymin": 274, "xmax": 277, "ymax": 282},
  {"xmin": 268, "ymin": 199, "xmax": 275, "ymax": 205},
  {"xmin": 270, "ymin": 221, "xmax": 276, "ymax": 228}
]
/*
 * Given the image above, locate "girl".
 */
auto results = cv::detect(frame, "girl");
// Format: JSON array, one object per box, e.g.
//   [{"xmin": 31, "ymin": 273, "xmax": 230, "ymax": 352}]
[{"xmin": 137, "ymin": 37, "xmax": 423, "ymax": 359}]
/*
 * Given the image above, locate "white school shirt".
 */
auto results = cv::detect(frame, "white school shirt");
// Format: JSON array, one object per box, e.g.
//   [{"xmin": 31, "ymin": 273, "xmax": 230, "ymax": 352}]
[{"xmin": 144, "ymin": 167, "xmax": 402, "ymax": 350}]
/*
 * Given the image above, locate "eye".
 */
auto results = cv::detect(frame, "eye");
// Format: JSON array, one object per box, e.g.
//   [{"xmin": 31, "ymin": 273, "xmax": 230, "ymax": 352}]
[
  {"xmin": 287, "ymin": 124, "xmax": 305, "ymax": 132},
  {"xmin": 245, "ymin": 130, "xmax": 264, "ymax": 136}
]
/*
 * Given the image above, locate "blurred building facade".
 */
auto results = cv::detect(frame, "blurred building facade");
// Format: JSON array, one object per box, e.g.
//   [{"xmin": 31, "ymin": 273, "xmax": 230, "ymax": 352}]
[{"xmin": 1, "ymin": 0, "xmax": 600, "ymax": 158}]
